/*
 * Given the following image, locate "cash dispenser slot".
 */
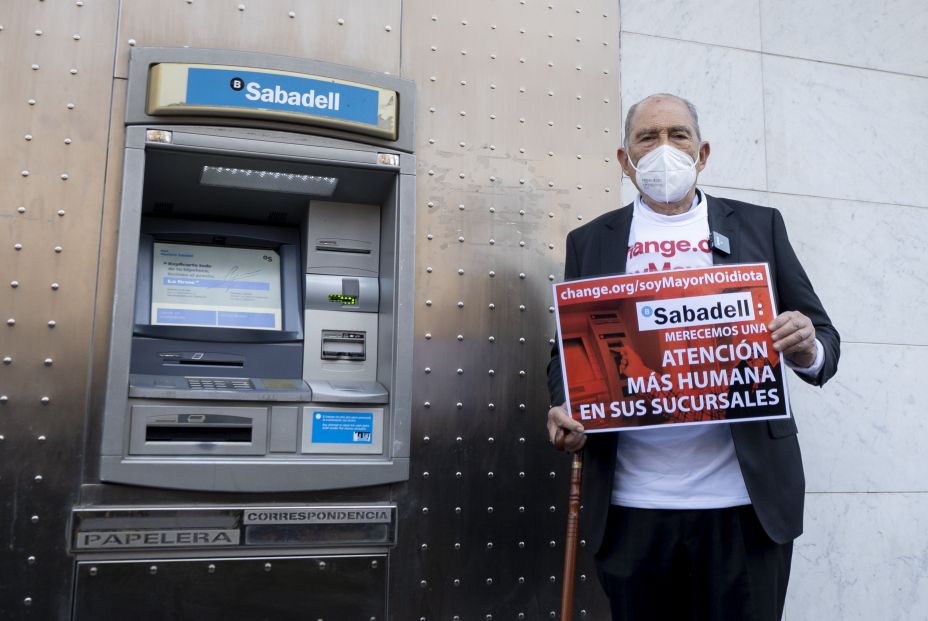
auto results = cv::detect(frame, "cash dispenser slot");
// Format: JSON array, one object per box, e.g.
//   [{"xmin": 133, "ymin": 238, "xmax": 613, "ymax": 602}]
[
  {"xmin": 160, "ymin": 352, "xmax": 246, "ymax": 368},
  {"xmin": 315, "ymin": 239, "xmax": 372, "ymax": 254},
  {"xmin": 130, "ymin": 406, "xmax": 268, "ymax": 455},
  {"xmin": 321, "ymin": 330, "xmax": 366, "ymax": 361}
]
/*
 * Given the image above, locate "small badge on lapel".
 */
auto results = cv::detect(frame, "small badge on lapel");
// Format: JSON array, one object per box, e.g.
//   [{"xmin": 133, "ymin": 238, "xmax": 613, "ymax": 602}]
[{"xmin": 710, "ymin": 231, "xmax": 731, "ymax": 255}]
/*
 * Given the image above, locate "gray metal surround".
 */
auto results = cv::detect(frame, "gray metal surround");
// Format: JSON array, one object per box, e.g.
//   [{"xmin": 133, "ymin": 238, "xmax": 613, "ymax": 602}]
[{"xmin": 100, "ymin": 125, "xmax": 415, "ymax": 491}]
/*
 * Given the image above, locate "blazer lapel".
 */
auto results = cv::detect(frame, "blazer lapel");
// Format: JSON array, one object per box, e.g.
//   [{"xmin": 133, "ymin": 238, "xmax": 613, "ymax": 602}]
[
  {"xmin": 600, "ymin": 203, "xmax": 634, "ymax": 275},
  {"xmin": 706, "ymin": 194, "xmax": 740, "ymax": 266}
]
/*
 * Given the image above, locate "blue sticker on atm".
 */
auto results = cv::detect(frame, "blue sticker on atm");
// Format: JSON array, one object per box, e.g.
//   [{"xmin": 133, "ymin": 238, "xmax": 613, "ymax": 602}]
[
  {"xmin": 185, "ymin": 68, "xmax": 380, "ymax": 126},
  {"xmin": 311, "ymin": 411, "xmax": 374, "ymax": 444}
]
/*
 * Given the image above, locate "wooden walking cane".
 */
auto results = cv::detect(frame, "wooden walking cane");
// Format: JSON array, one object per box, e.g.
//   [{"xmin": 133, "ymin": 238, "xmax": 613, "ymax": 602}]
[{"xmin": 559, "ymin": 447, "xmax": 584, "ymax": 621}]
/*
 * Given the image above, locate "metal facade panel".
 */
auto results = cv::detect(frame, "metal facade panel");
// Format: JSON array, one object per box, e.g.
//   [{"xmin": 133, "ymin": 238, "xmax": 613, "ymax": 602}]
[
  {"xmin": 396, "ymin": 2, "xmax": 620, "ymax": 619},
  {"xmin": 114, "ymin": 0, "xmax": 403, "ymax": 78},
  {"xmin": 0, "ymin": 2, "xmax": 121, "ymax": 618}
]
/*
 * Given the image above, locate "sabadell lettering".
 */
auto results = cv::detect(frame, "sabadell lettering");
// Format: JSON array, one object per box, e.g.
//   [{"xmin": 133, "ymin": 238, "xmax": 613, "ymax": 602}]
[{"xmin": 244, "ymin": 81, "xmax": 341, "ymax": 111}]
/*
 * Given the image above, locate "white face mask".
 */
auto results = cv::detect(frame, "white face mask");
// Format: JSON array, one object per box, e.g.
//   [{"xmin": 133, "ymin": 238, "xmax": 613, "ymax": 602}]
[{"xmin": 628, "ymin": 144, "xmax": 699, "ymax": 204}]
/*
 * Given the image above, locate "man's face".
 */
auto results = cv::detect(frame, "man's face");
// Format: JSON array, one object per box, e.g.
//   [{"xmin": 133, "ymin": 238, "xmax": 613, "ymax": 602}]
[{"xmin": 618, "ymin": 97, "xmax": 709, "ymax": 184}]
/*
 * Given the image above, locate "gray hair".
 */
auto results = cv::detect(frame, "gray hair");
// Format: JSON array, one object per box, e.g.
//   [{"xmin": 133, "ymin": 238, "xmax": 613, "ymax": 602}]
[{"xmin": 623, "ymin": 94, "xmax": 702, "ymax": 147}]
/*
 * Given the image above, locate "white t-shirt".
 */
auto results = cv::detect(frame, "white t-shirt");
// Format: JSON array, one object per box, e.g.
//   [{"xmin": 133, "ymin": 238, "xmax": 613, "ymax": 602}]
[{"xmin": 613, "ymin": 191, "xmax": 752, "ymax": 509}]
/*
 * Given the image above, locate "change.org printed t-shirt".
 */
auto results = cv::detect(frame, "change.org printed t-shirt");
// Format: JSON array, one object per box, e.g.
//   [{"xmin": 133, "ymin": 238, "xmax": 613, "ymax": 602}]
[{"xmin": 612, "ymin": 191, "xmax": 751, "ymax": 509}]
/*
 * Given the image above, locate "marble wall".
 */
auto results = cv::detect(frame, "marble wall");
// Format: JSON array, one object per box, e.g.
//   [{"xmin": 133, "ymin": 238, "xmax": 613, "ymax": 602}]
[{"xmin": 618, "ymin": 1, "xmax": 928, "ymax": 618}]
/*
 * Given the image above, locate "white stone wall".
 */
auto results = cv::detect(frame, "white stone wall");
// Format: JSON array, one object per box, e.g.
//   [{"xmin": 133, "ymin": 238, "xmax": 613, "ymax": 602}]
[{"xmin": 618, "ymin": 1, "xmax": 928, "ymax": 619}]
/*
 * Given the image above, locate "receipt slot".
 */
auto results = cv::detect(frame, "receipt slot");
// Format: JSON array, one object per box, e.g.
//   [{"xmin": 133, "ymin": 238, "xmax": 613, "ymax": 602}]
[{"xmin": 99, "ymin": 48, "xmax": 415, "ymax": 491}]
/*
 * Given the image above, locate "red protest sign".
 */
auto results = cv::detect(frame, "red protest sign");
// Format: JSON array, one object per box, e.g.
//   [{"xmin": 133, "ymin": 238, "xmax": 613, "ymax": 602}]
[{"xmin": 552, "ymin": 263, "xmax": 791, "ymax": 433}]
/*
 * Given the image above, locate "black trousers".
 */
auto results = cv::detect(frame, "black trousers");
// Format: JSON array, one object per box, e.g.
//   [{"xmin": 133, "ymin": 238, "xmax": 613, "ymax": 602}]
[{"xmin": 594, "ymin": 505, "xmax": 792, "ymax": 621}]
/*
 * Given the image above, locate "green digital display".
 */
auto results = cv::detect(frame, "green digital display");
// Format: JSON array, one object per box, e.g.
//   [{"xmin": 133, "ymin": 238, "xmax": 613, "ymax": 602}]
[{"xmin": 328, "ymin": 294, "xmax": 358, "ymax": 306}]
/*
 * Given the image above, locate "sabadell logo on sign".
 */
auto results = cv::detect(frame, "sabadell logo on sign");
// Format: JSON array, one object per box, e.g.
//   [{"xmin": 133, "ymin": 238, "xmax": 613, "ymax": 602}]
[{"xmin": 229, "ymin": 76, "xmax": 342, "ymax": 111}]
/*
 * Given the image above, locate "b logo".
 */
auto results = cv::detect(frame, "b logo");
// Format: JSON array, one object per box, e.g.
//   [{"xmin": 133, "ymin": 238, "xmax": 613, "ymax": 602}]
[
  {"xmin": 230, "ymin": 77, "xmax": 244, "ymax": 91},
  {"xmin": 640, "ymin": 306, "xmax": 654, "ymax": 317}
]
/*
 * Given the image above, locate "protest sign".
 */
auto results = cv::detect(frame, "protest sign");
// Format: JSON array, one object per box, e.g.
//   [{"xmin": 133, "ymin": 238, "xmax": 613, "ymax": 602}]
[{"xmin": 553, "ymin": 263, "xmax": 790, "ymax": 432}]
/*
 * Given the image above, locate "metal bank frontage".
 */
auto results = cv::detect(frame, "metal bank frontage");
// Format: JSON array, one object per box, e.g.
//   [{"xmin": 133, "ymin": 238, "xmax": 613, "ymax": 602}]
[{"xmin": 0, "ymin": 2, "xmax": 620, "ymax": 619}]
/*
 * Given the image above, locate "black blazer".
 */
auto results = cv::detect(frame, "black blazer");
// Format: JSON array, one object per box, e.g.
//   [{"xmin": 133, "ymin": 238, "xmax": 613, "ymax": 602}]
[{"xmin": 547, "ymin": 194, "xmax": 840, "ymax": 549}]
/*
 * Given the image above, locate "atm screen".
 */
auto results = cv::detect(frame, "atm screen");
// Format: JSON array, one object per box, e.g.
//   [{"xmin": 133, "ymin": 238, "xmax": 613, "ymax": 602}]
[{"xmin": 151, "ymin": 242, "xmax": 283, "ymax": 331}]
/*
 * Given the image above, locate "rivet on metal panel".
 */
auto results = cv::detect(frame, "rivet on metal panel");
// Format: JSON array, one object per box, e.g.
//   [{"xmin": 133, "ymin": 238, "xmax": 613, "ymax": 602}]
[
  {"xmin": 40, "ymin": 396, "xmax": 50, "ymax": 404},
  {"xmin": 461, "ymin": 19, "xmax": 468, "ymax": 25},
  {"xmin": 128, "ymin": 39, "xmax": 136, "ymax": 47},
  {"xmin": 264, "ymin": 563, "xmax": 272, "ymax": 572},
  {"xmin": 455, "ymin": 471, "xmax": 462, "ymax": 479},
  {"xmin": 490, "ymin": 84, "xmax": 496, "ymax": 90},
  {"xmin": 458, "ymin": 236, "xmax": 465, "ymax": 242},
  {"xmin": 456, "ymin": 334, "xmax": 463, "ymax": 341},
  {"xmin": 21, "ymin": 171, "xmax": 29, "ymax": 177},
  {"xmin": 37, "ymin": 435, "xmax": 46, "ymax": 443},
  {"xmin": 455, "ymin": 402, "xmax": 463, "ymax": 409},
  {"xmin": 51, "ymin": 283, "xmax": 59, "ymax": 290},
  {"xmin": 67, "ymin": 103, "xmax": 74, "ymax": 109},
  {"xmin": 487, "ymin": 403, "xmax": 495, "ymax": 410},
  {"xmin": 422, "ymin": 435, "xmax": 430, "ymax": 443},
  {"xmin": 487, "ymin": 472, "xmax": 494, "ymax": 479},
  {"xmin": 430, "ymin": 46, "xmax": 437, "ymax": 51},
  {"xmin": 23, "ymin": 598, "xmax": 32, "ymax": 606},
  {"xmin": 58, "ymin": 210, "xmax": 66, "ymax": 216},
  {"xmin": 423, "ymin": 402, "xmax": 430, "ymax": 408},
  {"xmin": 70, "ymin": 69, "xmax": 77, "ymax": 75},
  {"xmin": 208, "ymin": 564, "xmax": 216, "ymax": 573},
  {"xmin": 24, "ymin": 134, "xmax": 32, "ymax": 141},
  {"xmin": 455, "ymin": 436, "xmax": 462, "ymax": 444},
  {"xmin": 519, "ymin": 403, "xmax": 526, "ymax": 410},
  {"xmin": 518, "ymin": 614, "xmax": 525, "ymax": 620},
  {"xmin": 424, "ymin": 367, "xmax": 431, "ymax": 374},
  {"xmin": 27, "ymin": 556, "xmax": 36, "ymax": 564},
  {"xmin": 425, "ymin": 333, "xmax": 431, "ymax": 339},
  {"xmin": 519, "ymin": 305, "xmax": 525, "ymax": 311},
  {"xmin": 0, "ymin": 435, "xmax": 5, "ymax": 441},
  {"xmin": 419, "ymin": 580, "xmax": 427, "ymax": 588},
  {"xmin": 518, "ymin": 506, "xmax": 525, "ymax": 513},
  {"xmin": 487, "ymin": 367, "xmax": 495, "ymax": 374},
  {"xmin": 457, "ymin": 301, "xmax": 464, "ymax": 308},
  {"xmin": 32, "ymin": 64, "xmax": 40, "ymax": 70},
  {"xmin": 318, "ymin": 560, "xmax": 327, "ymax": 569},
  {"xmin": 425, "ymin": 266, "xmax": 432, "ymax": 273},
  {"xmin": 549, "ymin": 576, "xmax": 556, "ymax": 583},
  {"xmin": 486, "ymin": 578, "xmax": 493, "ymax": 586},
  {"xmin": 518, "ymin": 577, "xmax": 525, "ymax": 584},
  {"xmin": 456, "ymin": 368, "xmax": 463, "ymax": 374},
  {"xmin": 77, "ymin": 0, "xmax": 84, "ymax": 5},
  {"xmin": 420, "ymin": 543, "xmax": 428, "ymax": 551},
  {"xmin": 7, "ymin": 319, "xmax": 14, "ymax": 326},
  {"xmin": 488, "ymin": 336, "xmax": 495, "ymax": 342},
  {"xmin": 518, "ymin": 540, "xmax": 525, "ymax": 548},
  {"xmin": 580, "ymin": 611, "xmax": 587, "ymax": 617},
  {"xmin": 488, "ymin": 270, "xmax": 495, "ymax": 277},
  {"xmin": 422, "ymin": 471, "xmax": 429, "ymax": 478},
  {"xmin": 486, "ymin": 542, "xmax": 493, "ymax": 550},
  {"xmin": 17, "ymin": 207, "xmax": 25, "ymax": 214},
  {"xmin": 426, "ymin": 234, "xmax": 433, "ymax": 240},
  {"xmin": 34, "ymin": 475, "xmax": 43, "ymax": 483},
  {"xmin": 237, "ymin": 4, "xmax": 245, "ymax": 11},
  {"xmin": 518, "ymin": 471, "xmax": 525, "ymax": 478},
  {"xmin": 457, "ymin": 268, "xmax": 464, "ymax": 275},
  {"xmin": 519, "ymin": 370, "xmax": 526, "ymax": 377},
  {"xmin": 30, "ymin": 515, "xmax": 39, "ymax": 523},
  {"xmin": 48, "ymin": 320, "xmax": 57, "ymax": 328},
  {"xmin": 149, "ymin": 565, "xmax": 158, "ymax": 575},
  {"xmin": 72, "ymin": 33, "xmax": 81, "ymax": 40},
  {"xmin": 453, "ymin": 578, "xmax": 461, "ymax": 587},
  {"xmin": 580, "ymin": 539, "xmax": 586, "ymax": 547},
  {"xmin": 428, "ymin": 107, "xmax": 435, "ymax": 113},
  {"xmin": 385, "ymin": 25, "xmax": 392, "ymax": 32},
  {"xmin": 89, "ymin": 567, "xmax": 98, "ymax": 576},
  {"xmin": 549, "ymin": 540, "xmax": 556, "ymax": 548},
  {"xmin": 549, "ymin": 339, "xmax": 555, "ymax": 345},
  {"xmin": 425, "ymin": 300, "xmax": 432, "ymax": 306},
  {"xmin": 54, "ymin": 246, "xmax": 62, "ymax": 253},
  {"xmin": 3, "ymin": 357, "xmax": 12, "ymax": 365},
  {"xmin": 580, "ymin": 574, "xmax": 587, "ymax": 582},
  {"xmin": 519, "ymin": 437, "xmax": 525, "ymax": 444},
  {"xmin": 454, "ymin": 507, "xmax": 461, "ymax": 514}
]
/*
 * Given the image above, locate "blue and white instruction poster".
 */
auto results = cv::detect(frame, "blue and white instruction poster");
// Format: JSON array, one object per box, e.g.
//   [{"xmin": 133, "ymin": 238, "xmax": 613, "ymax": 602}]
[
  {"xmin": 311, "ymin": 411, "xmax": 374, "ymax": 445},
  {"xmin": 151, "ymin": 242, "xmax": 282, "ymax": 330}
]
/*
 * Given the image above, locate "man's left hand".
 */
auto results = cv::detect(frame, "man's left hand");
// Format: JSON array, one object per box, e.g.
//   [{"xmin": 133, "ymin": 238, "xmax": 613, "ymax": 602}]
[{"xmin": 768, "ymin": 310, "xmax": 816, "ymax": 368}]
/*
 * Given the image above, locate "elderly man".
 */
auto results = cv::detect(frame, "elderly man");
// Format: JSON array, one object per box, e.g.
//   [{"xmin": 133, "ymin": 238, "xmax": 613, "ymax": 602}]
[{"xmin": 547, "ymin": 94, "xmax": 840, "ymax": 620}]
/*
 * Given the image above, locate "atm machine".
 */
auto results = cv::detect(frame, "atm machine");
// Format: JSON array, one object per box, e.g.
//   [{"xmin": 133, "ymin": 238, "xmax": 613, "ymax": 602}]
[{"xmin": 71, "ymin": 48, "xmax": 414, "ymax": 620}]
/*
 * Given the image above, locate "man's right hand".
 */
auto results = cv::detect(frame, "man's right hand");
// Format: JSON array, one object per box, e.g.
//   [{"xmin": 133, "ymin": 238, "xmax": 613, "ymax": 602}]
[{"xmin": 547, "ymin": 404, "xmax": 586, "ymax": 453}]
